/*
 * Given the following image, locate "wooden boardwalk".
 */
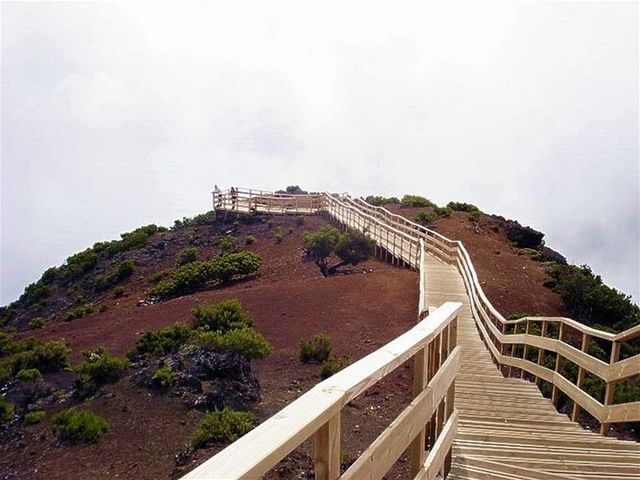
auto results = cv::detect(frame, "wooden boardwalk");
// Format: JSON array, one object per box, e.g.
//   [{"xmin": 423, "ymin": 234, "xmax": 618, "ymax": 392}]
[{"xmin": 423, "ymin": 254, "xmax": 640, "ymax": 480}]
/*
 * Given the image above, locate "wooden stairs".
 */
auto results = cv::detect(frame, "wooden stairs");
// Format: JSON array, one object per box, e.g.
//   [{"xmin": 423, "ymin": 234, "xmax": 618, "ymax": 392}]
[{"xmin": 423, "ymin": 254, "xmax": 640, "ymax": 480}]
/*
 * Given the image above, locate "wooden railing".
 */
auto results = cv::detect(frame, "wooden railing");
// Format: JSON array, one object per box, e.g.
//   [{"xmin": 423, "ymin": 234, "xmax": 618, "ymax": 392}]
[
  {"xmin": 196, "ymin": 188, "xmax": 639, "ymax": 479},
  {"xmin": 333, "ymin": 193, "xmax": 640, "ymax": 434},
  {"xmin": 180, "ymin": 301, "xmax": 462, "ymax": 480}
]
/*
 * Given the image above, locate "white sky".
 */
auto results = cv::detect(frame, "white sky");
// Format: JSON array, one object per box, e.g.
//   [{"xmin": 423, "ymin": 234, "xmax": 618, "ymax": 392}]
[{"xmin": 1, "ymin": 1, "xmax": 639, "ymax": 304}]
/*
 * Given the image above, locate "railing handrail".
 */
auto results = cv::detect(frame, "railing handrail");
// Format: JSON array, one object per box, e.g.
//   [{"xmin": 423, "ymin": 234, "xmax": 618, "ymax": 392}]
[{"xmin": 180, "ymin": 302, "xmax": 462, "ymax": 479}]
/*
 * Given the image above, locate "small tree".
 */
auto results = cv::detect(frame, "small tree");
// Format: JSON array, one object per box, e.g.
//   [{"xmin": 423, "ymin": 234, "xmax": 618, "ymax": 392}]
[{"xmin": 302, "ymin": 227, "xmax": 373, "ymax": 277}]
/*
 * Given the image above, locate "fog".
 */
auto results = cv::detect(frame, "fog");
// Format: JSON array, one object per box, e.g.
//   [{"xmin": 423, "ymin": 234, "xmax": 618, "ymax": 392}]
[{"xmin": 1, "ymin": 1, "xmax": 638, "ymax": 305}]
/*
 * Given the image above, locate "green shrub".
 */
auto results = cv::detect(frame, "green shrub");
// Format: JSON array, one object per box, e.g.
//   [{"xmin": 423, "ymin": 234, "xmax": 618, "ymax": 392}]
[
  {"xmin": 64, "ymin": 304, "xmax": 94, "ymax": 322},
  {"xmin": 545, "ymin": 263, "xmax": 640, "ymax": 333},
  {"xmin": 152, "ymin": 366, "xmax": 175, "ymax": 388},
  {"xmin": 94, "ymin": 259, "xmax": 135, "ymax": 291},
  {"xmin": 299, "ymin": 334, "xmax": 332, "ymax": 363},
  {"xmin": 107, "ymin": 225, "xmax": 163, "ymax": 255},
  {"xmin": 113, "ymin": 286, "xmax": 125, "ymax": 298},
  {"xmin": 192, "ymin": 299, "xmax": 254, "ymax": 333},
  {"xmin": 0, "ymin": 397, "xmax": 14, "ymax": 424},
  {"xmin": 194, "ymin": 328, "xmax": 272, "ymax": 359},
  {"xmin": 16, "ymin": 368, "xmax": 42, "ymax": 381},
  {"xmin": 24, "ymin": 410, "xmax": 46, "ymax": 425},
  {"xmin": 0, "ymin": 338, "xmax": 69, "ymax": 379},
  {"xmin": 190, "ymin": 407, "xmax": 255, "ymax": 448},
  {"xmin": 518, "ymin": 248, "xmax": 543, "ymax": 260},
  {"xmin": 178, "ymin": 247, "xmax": 198, "ymax": 266},
  {"xmin": 19, "ymin": 281, "xmax": 52, "ymax": 307},
  {"xmin": 295, "ymin": 217, "xmax": 306, "ymax": 227},
  {"xmin": 74, "ymin": 348, "xmax": 129, "ymax": 398},
  {"xmin": 447, "ymin": 201, "xmax": 480, "ymax": 213},
  {"xmin": 401, "ymin": 195, "xmax": 437, "ymax": 208},
  {"xmin": 303, "ymin": 227, "xmax": 372, "ymax": 276},
  {"xmin": 244, "ymin": 235, "xmax": 256, "ymax": 245},
  {"xmin": 62, "ymin": 249, "xmax": 98, "ymax": 280},
  {"xmin": 274, "ymin": 227, "xmax": 284, "ymax": 243},
  {"xmin": 467, "ymin": 210, "xmax": 481, "ymax": 223},
  {"xmin": 219, "ymin": 235, "xmax": 237, "ymax": 253},
  {"xmin": 148, "ymin": 252, "xmax": 262, "ymax": 299},
  {"xmin": 127, "ymin": 324, "xmax": 191, "ymax": 359},
  {"xmin": 415, "ymin": 211, "xmax": 438, "ymax": 225},
  {"xmin": 365, "ymin": 196, "xmax": 400, "ymax": 206},
  {"xmin": 52, "ymin": 409, "xmax": 109, "ymax": 443},
  {"xmin": 28, "ymin": 317, "xmax": 47, "ymax": 329},
  {"xmin": 320, "ymin": 355, "xmax": 352, "ymax": 379}
]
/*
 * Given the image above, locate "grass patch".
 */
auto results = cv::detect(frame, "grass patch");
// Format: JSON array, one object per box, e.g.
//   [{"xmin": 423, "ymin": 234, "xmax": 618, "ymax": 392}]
[
  {"xmin": 52, "ymin": 409, "xmax": 109, "ymax": 443},
  {"xmin": 190, "ymin": 407, "xmax": 255, "ymax": 448},
  {"xmin": 299, "ymin": 334, "xmax": 332, "ymax": 363}
]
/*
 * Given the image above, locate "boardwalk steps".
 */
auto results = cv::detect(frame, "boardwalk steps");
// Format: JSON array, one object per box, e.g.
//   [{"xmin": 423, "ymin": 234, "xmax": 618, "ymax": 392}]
[{"xmin": 423, "ymin": 254, "xmax": 639, "ymax": 480}]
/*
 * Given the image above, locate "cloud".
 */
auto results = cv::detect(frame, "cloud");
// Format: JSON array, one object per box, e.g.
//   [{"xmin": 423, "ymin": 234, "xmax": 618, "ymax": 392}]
[{"xmin": 1, "ymin": 1, "xmax": 638, "ymax": 303}]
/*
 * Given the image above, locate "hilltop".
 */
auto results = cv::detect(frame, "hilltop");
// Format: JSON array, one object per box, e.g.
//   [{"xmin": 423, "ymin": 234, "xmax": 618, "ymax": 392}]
[{"xmin": 0, "ymin": 194, "xmax": 637, "ymax": 479}]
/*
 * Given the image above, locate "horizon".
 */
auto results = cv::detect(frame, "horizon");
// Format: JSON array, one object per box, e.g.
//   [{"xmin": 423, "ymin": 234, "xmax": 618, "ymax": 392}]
[{"xmin": 2, "ymin": 1, "xmax": 638, "ymax": 304}]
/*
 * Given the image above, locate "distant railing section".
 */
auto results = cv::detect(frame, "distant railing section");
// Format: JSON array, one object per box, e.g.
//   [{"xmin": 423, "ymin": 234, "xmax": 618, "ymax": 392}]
[
  {"xmin": 180, "ymin": 302, "xmax": 462, "ymax": 480},
  {"xmin": 213, "ymin": 187, "xmax": 324, "ymax": 214}
]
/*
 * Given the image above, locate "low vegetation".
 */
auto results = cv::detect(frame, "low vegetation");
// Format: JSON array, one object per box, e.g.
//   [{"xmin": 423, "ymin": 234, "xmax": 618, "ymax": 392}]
[
  {"xmin": 299, "ymin": 334, "xmax": 332, "ymax": 363},
  {"xmin": 0, "ymin": 397, "xmax": 14, "ymax": 424},
  {"xmin": 148, "ymin": 251, "xmax": 262, "ymax": 300},
  {"xmin": 16, "ymin": 368, "xmax": 42, "ymax": 381},
  {"xmin": 152, "ymin": 366, "xmax": 175, "ymax": 389},
  {"xmin": 52, "ymin": 408, "xmax": 109, "ymax": 443},
  {"xmin": 364, "ymin": 195, "xmax": 400, "ymax": 206},
  {"xmin": 190, "ymin": 407, "xmax": 255, "ymax": 448},
  {"xmin": 74, "ymin": 348, "xmax": 129, "ymax": 399},
  {"xmin": 544, "ymin": 263, "xmax": 640, "ymax": 334},
  {"xmin": 177, "ymin": 247, "xmax": 198, "ymax": 266},
  {"xmin": 24, "ymin": 410, "xmax": 46, "ymax": 425},
  {"xmin": 0, "ymin": 335, "xmax": 70, "ymax": 382},
  {"xmin": 320, "ymin": 355, "xmax": 352, "ymax": 379},
  {"xmin": 401, "ymin": 194, "xmax": 437, "ymax": 208},
  {"xmin": 94, "ymin": 259, "xmax": 135, "ymax": 291},
  {"xmin": 64, "ymin": 304, "xmax": 95, "ymax": 322},
  {"xmin": 129, "ymin": 299, "xmax": 272, "ymax": 361}
]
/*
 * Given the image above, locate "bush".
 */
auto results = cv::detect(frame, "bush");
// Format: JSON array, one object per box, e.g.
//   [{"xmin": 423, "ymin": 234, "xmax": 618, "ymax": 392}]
[
  {"xmin": 219, "ymin": 235, "xmax": 237, "ymax": 253},
  {"xmin": 149, "ymin": 252, "xmax": 262, "ymax": 299},
  {"xmin": 190, "ymin": 407, "xmax": 255, "ymax": 448},
  {"xmin": 19, "ymin": 281, "xmax": 52, "ymax": 307},
  {"xmin": 127, "ymin": 324, "xmax": 191, "ymax": 359},
  {"xmin": 303, "ymin": 227, "xmax": 372, "ymax": 276},
  {"xmin": 320, "ymin": 355, "xmax": 351, "ymax": 379},
  {"xmin": 52, "ymin": 409, "xmax": 109, "ymax": 443},
  {"xmin": 74, "ymin": 348, "xmax": 129, "ymax": 398},
  {"xmin": 178, "ymin": 247, "xmax": 198, "ymax": 266},
  {"xmin": 274, "ymin": 227, "xmax": 284, "ymax": 243},
  {"xmin": 16, "ymin": 368, "xmax": 42, "ymax": 381},
  {"xmin": 64, "ymin": 304, "xmax": 94, "ymax": 322},
  {"xmin": 299, "ymin": 334, "xmax": 332, "ymax": 363},
  {"xmin": 447, "ymin": 201, "xmax": 480, "ymax": 213},
  {"xmin": 194, "ymin": 328, "xmax": 272, "ymax": 359},
  {"xmin": 62, "ymin": 249, "xmax": 98, "ymax": 280},
  {"xmin": 244, "ymin": 235, "xmax": 256, "ymax": 245},
  {"xmin": 24, "ymin": 410, "xmax": 46, "ymax": 425},
  {"xmin": 365, "ymin": 195, "xmax": 400, "ymax": 206},
  {"xmin": 94, "ymin": 259, "xmax": 135, "ymax": 291},
  {"xmin": 545, "ymin": 263, "xmax": 640, "ymax": 333},
  {"xmin": 192, "ymin": 299, "xmax": 254, "ymax": 333},
  {"xmin": 152, "ymin": 366, "xmax": 175, "ymax": 388},
  {"xmin": 467, "ymin": 210, "xmax": 481, "ymax": 223},
  {"xmin": 113, "ymin": 286, "xmax": 125, "ymax": 298},
  {"xmin": 415, "ymin": 211, "xmax": 438, "ymax": 225},
  {"xmin": 0, "ymin": 397, "xmax": 14, "ymax": 424},
  {"xmin": 28, "ymin": 317, "xmax": 47, "ymax": 329},
  {"xmin": 295, "ymin": 217, "xmax": 305, "ymax": 227},
  {"xmin": 0, "ymin": 338, "xmax": 69, "ymax": 380},
  {"xmin": 401, "ymin": 195, "xmax": 437, "ymax": 208}
]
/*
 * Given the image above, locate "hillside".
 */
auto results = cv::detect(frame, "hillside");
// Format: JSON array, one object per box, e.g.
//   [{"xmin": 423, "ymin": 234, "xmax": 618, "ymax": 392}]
[{"xmin": 0, "ymin": 198, "xmax": 637, "ymax": 479}]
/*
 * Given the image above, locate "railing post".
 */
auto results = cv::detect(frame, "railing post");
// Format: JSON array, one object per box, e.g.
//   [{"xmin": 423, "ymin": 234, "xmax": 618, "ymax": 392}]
[
  {"xmin": 572, "ymin": 332, "xmax": 591, "ymax": 422},
  {"xmin": 314, "ymin": 412, "xmax": 341, "ymax": 480},
  {"xmin": 444, "ymin": 315, "xmax": 458, "ymax": 476},
  {"xmin": 551, "ymin": 322, "xmax": 564, "ymax": 406},
  {"xmin": 535, "ymin": 321, "xmax": 548, "ymax": 387},
  {"xmin": 600, "ymin": 341, "xmax": 621, "ymax": 435},
  {"xmin": 410, "ymin": 345, "xmax": 428, "ymax": 477},
  {"xmin": 521, "ymin": 320, "xmax": 530, "ymax": 379}
]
